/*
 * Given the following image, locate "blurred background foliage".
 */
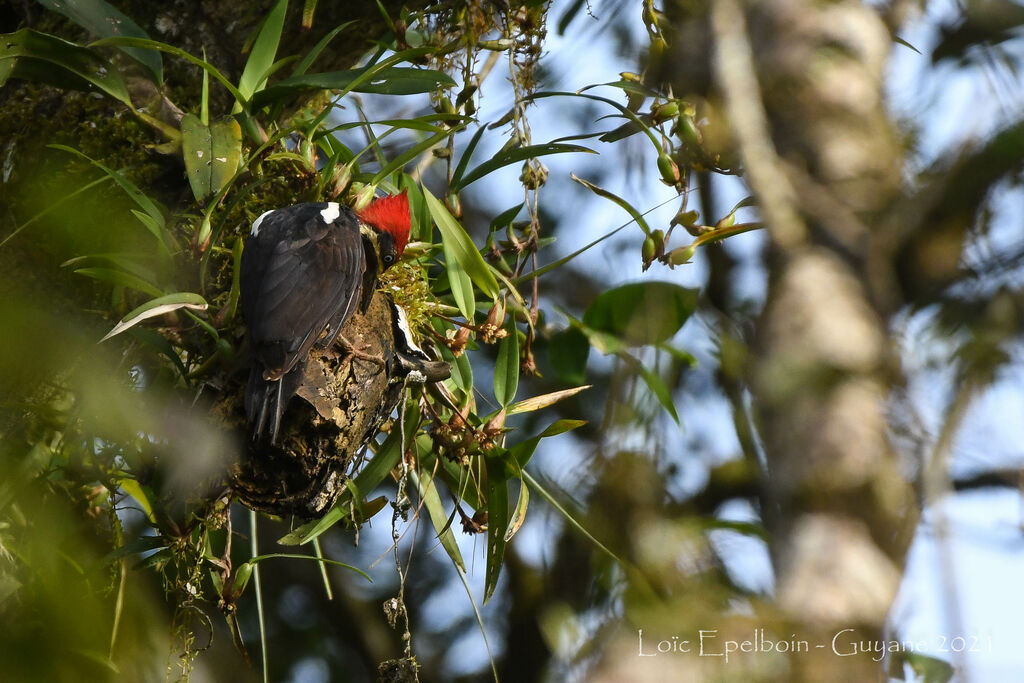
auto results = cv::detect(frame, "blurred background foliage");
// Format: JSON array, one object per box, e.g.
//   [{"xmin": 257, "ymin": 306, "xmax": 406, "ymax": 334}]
[{"xmin": 3, "ymin": 0, "xmax": 1024, "ymax": 681}]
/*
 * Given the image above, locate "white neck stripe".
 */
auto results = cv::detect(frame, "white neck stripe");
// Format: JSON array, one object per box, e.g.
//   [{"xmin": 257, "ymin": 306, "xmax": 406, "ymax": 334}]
[{"xmin": 251, "ymin": 209, "xmax": 273, "ymax": 236}]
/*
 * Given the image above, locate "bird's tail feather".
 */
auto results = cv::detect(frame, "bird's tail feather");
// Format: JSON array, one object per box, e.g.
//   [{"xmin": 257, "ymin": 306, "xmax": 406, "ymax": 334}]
[{"xmin": 245, "ymin": 358, "xmax": 307, "ymax": 445}]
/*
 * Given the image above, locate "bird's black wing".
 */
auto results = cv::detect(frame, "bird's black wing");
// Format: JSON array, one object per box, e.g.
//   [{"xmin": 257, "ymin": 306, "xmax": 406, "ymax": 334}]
[{"xmin": 241, "ymin": 204, "xmax": 366, "ymax": 380}]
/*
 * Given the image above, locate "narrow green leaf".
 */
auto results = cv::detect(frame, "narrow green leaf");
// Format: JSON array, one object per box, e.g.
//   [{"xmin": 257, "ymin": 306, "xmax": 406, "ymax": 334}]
[
  {"xmin": 130, "ymin": 210, "xmax": 165, "ymax": 247},
  {"xmin": 73, "ymin": 267, "xmax": 164, "ymax": 297},
  {"xmin": 509, "ymin": 419, "xmax": 587, "ymax": 470},
  {"xmin": 100, "ymin": 292, "xmax": 209, "ymax": 342},
  {"xmin": 453, "ymin": 143, "xmax": 596, "ymax": 192},
  {"xmin": 293, "ymin": 22, "xmax": 354, "ymax": 76},
  {"xmin": 200, "ymin": 47, "xmax": 209, "ymax": 125},
  {"xmin": 894, "ymin": 35, "xmax": 922, "ymax": 55},
  {"xmin": 530, "ymin": 90, "xmax": 662, "ymax": 152},
  {"xmin": 557, "ymin": 0, "xmax": 587, "ymax": 35},
  {"xmin": 279, "ymin": 426, "xmax": 403, "ymax": 545},
  {"xmin": 247, "ymin": 553, "xmax": 371, "ymax": 582},
  {"xmin": 0, "ymin": 175, "xmax": 111, "ymax": 248},
  {"xmin": 437, "ymin": 343, "xmax": 473, "ymax": 393},
  {"xmin": 62, "ymin": 252, "xmax": 159, "ymax": 284},
  {"xmin": 181, "ymin": 114, "xmax": 243, "ymax": 202},
  {"xmin": 424, "ymin": 188, "xmax": 500, "ymax": 316},
  {"xmin": 484, "ymin": 454, "xmax": 509, "ymax": 604},
  {"xmin": 493, "ymin": 317, "xmax": 519, "ymax": 407},
  {"xmin": 410, "ymin": 469, "xmax": 466, "ymax": 572},
  {"xmin": 101, "ymin": 535, "xmax": 165, "ymax": 565},
  {"xmin": 619, "ymin": 352, "xmax": 679, "ymax": 423},
  {"xmin": 91, "ymin": 36, "xmax": 245, "ymax": 107},
  {"xmin": 128, "ymin": 326, "xmax": 188, "ymax": 380},
  {"xmin": 224, "ymin": 237, "xmax": 244, "ymax": 324},
  {"xmin": 235, "ymin": 0, "xmax": 287, "ymax": 110},
  {"xmin": 585, "ymin": 79, "xmax": 661, "ymax": 99},
  {"xmin": 116, "ymin": 477, "xmax": 156, "ymax": 524},
  {"xmin": 489, "ymin": 203, "xmax": 524, "ymax": 231},
  {"xmin": 582, "ymin": 281, "xmax": 698, "ymax": 347},
  {"xmin": 523, "ymin": 470, "xmax": 622, "ymax": 564},
  {"xmin": 443, "ymin": 245, "xmax": 475, "ymax": 319},
  {"xmin": 321, "ymin": 115, "xmax": 455, "ymax": 136},
  {"xmin": 252, "ymin": 55, "xmax": 452, "ymax": 107},
  {"xmin": 301, "ymin": 0, "xmax": 319, "ymax": 30},
  {"xmin": 598, "ymin": 114, "xmax": 655, "ymax": 143},
  {"xmin": 1, "ymin": 28, "xmax": 131, "ymax": 104},
  {"xmin": 48, "ymin": 144, "xmax": 165, "ymax": 229},
  {"xmin": 450, "ymin": 125, "xmax": 487, "ymax": 191},
  {"xmin": 35, "ymin": 0, "xmax": 163, "ymax": 84},
  {"xmin": 570, "ymin": 172, "xmax": 651, "ymax": 236},
  {"xmin": 399, "ymin": 174, "xmax": 430, "ymax": 242},
  {"xmin": 371, "ymin": 126, "xmax": 457, "ymax": 185}
]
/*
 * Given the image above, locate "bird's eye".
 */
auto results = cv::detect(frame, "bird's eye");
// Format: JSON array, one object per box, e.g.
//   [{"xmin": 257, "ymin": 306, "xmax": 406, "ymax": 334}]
[{"xmin": 383, "ymin": 254, "xmax": 395, "ymax": 265}]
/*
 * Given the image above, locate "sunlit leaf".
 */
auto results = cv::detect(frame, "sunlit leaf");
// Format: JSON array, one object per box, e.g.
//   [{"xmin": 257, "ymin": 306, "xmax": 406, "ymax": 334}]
[
  {"xmin": 507, "ymin": 385, "xmax": 591, "ymax": 415},
  {"xmin": 235, "ymin": 0, "xmax": 287, "ymax": 110},
  {"xmin": 116, "ymin": 477, "xmax": 156, "ymax": 525},
  {"xmin": 100, "ymin": 292, "xmax": 209, "ymax": 342},
  {"xmin": 424, "ymin": 188, "xmax": 500, "ymax": 319},
  {"xmin": 301, "ymin": 0, "xmax": 319, "ymax": 29},
  {"xmin": 504, "ymin": 481, "xmax": 529, "ymax": 542},
  {"xmin": 399, "ymin": 174, "xmax": 431, "ymax": 242},
  {"xmin": 35, "ymin": 0, "xmax": 163, "ymax": 84}
]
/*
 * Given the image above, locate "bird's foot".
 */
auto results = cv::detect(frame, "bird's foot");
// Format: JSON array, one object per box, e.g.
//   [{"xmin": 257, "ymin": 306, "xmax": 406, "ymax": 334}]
[{"xmin": 338, "ymin": 334, "xmax": 387, "ymax": 367}]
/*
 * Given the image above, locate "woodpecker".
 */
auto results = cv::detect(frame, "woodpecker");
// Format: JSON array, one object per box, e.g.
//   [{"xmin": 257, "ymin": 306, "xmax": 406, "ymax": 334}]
[{"xmin": 240, "ymin": 191, "xmax": 411, "ymax": 444}]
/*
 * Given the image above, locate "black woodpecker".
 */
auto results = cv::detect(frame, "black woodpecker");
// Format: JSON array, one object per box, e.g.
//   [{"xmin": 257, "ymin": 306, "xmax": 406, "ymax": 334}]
[{"xmin": 240, "ymin": 191, "xmax": 411, "ymax": 444}]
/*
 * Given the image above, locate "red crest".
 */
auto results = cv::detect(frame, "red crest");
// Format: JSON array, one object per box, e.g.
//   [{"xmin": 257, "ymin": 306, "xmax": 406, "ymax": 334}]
[{"xmin": 357, "ymin": 189, "xmax": 411, "ymax": 256}]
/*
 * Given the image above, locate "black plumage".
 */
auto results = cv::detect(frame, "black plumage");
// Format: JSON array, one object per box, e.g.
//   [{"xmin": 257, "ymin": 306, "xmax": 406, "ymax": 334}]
[{"xmin": 240, "ymin": 202, "xmax": 381, "ymax": 444}]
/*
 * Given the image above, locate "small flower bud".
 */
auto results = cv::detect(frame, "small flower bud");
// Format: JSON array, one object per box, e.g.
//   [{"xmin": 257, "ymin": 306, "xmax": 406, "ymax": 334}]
[
  {"xmin": 651, "ymin": 100, "xmax": 679, "ymax": 124},
  {"xmin": 642, "ymin": 235, "xmax": 656, "ymax": 264},
  {"xmin": 668, "ymin": 245, "xmax": 696, "ymax": 266},
  {"xmin": 352, "ymin": 184, "xmax": 376, "ymax": 212},
  {"xmin": 657, "ymin": 153, "xmax": 680, "ymax": 186}
]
